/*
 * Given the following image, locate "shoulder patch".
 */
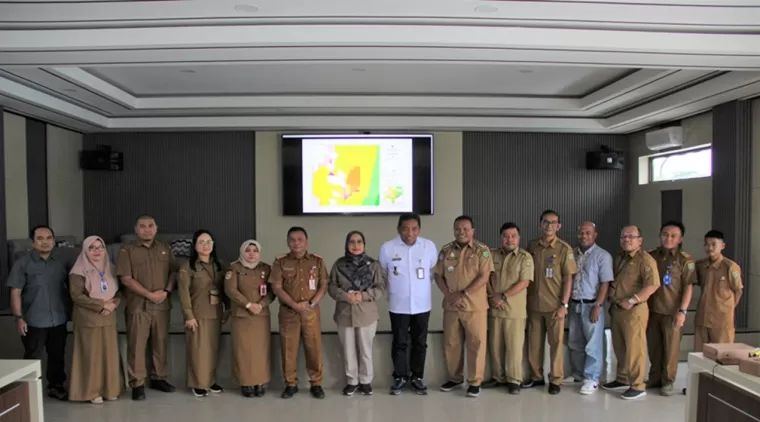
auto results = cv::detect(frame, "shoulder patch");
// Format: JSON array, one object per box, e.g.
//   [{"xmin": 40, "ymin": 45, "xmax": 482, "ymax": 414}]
[
  {"xmin": 225, "ymin": 271, "xmax": 232, "ymax": 280},
  {"xmin": 687, "ymin": 262, "xmax": 695, "ymax": 271},
  {"xmin": 732, "ymin": 270, "xmax": 741, "ymax": 279},
  {"xmin": 567, "ymin": 251, "xmax": 575, "ymax": 261},
  {"xmin": 483, "ymin": 251, "xmax": 490, "ymax": 258}
]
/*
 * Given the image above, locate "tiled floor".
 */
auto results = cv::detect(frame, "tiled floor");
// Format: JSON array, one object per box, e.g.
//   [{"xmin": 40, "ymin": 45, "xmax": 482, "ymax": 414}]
[{"xmin": 44, "ymin": 364, "xmax": 689, "ymax": 422}]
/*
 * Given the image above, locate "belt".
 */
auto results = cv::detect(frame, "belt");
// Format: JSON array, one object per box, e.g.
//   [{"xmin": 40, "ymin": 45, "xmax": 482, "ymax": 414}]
[
  {"xmin": 612, "ymin": 302, "xmax": 641, "ymax": 309},
  {"xmin": 571, "ymin": 299, "xmax": 596, "ymax": 304}
]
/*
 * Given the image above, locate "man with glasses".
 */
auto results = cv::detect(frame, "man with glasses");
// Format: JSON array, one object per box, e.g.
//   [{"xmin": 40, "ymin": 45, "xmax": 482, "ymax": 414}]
[
  {"xmin": 602, "ymin": 226, "xmax": 660, "ymax": 400},
  {"xmin": 646, "ymin": 221, "xmax": 695, "ymax": 396},
  {"xmin": 522, "ymin": 210, "xmax": 577, "ymax": 395}
]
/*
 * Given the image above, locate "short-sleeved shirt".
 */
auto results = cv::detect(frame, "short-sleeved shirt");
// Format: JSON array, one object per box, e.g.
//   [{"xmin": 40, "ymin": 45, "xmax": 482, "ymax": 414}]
[
  {"xmin": 572, "ymin": 244, "xmax": 614, "ymax": 301},
  {"xmin": 433, "ymin": 240, "xmax": 494, "ymax": 312},
  {"xmin": 647, "ymin": 247, "xmax": 697, "ymax": 315},
  {"xmin": 377, "ymin": 236, "xmax": 438, "ymax": 315},
  {"xmin": 269, "ymin": 251, "xmax": 328, "ymax": 308},
  {"xmin": 115, "ymin": 240, "xmax": 176, "ymax": 313},
  {"xmin": 694, "ymin": 256, "xmax": 742, "ymax": 329},
  {"xmin": 7, "ymin": 250, "xmax": 69, "ymax": 328},
  {"xmin": 610, "ymin": 249, "xmax": 660, "ymax": 305},
  {"xmin": 526, "ymin": 237, "xmax": 578, "ymax": 313},
  {"xmin": 488, "ymin": 247, "xmax": 533, "ymax": 319}
]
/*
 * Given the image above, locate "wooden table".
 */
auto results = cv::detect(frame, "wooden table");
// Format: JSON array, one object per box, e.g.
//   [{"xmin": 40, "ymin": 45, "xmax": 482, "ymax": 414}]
[
  {"xmin": 686, "ymin": 352, "xmax": 760, "ymax": 422},
  {"xmin": 0, "ymin": 360, "xmax": 43, "ymax": 422}
]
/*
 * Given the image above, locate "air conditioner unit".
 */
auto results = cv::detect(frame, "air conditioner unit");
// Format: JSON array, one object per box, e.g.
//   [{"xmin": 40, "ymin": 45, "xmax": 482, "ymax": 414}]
[{"xmin": 645, "ymin": 126, "xmax": 683, "ymax": 151}]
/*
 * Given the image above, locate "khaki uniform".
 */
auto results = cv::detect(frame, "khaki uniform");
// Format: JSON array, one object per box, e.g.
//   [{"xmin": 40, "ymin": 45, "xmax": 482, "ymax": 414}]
[
  {"xmin": 68, "ymin": 275, "xmax": 122, "ymax": 401},
  {"xmin": 525, "ymin": 237, "xmax": 578, "ymax": 385},
  {"xmin": 178, "ymin": 260, "xmax": 225, "ymax": 389},
  {"xmin": 433, "ymin": 240, "xmax": 494, "ymax": 386},
  {"xmin": 694, "ymin": 257, "xmax": 743, "ymax": 352},
  {"xmin": 224, "ymin": 261, "xmax": 275, "ymax": 387},
  {"xmin": 610, "ymin": 249, "xmax": 659, "ymax": 391},
  {"xmin": 487, "ymin": 247, "xmax": 533, "ymax": 384},
  {"xmin": 269, "ymin": 252, "xmax": 328, "ymax": 386},
  {"xmin": 116, "ymin": 240, "xmax": 176, "ymax": 388},
  {"xmin": 646, "ymin": 248, "xmax": 696, "ymax": 386}
]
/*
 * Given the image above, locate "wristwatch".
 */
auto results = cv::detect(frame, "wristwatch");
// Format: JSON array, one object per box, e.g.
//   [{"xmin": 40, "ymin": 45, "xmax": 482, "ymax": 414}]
[
  {"xmin": 163, "ymin": 288, "xmax": 171, "ymax": 295},
  {"xmin": 501, "ymin": 293, "xmax": 508, "ymax": 302},
  {"xmin": 308, "ymin": 300, "xmax": 314, "ymax": 308},
  {"xmin": 561, "ymin": 302, "xmax": 568, "ymax": 309},
  {"xmin": 13, "ymin": 313, "xmax": 22, "ymax": 320},
  {"xmin": 245, "ymin": 302, "xmax": 252, "ymax": 309},
  {"xmin": 628, "ymin": 297, "xmax": 637, "ymax": 305},
  {"xmin": 678, "ymin": 308, "xmax": 688, "ymax": 315}
]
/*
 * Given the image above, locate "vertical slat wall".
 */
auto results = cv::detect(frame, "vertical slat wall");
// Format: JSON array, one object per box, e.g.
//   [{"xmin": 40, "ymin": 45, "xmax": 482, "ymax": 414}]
[
  {"xmin": 462, "ymin": 132, "xmax": 629, "ymax": 253},
  {"xmin": 712, "ymin": 100, "xmax": 753, "ymax": 328},
  {"xmin": 25, "ymin": 118, "xmax": 47, "ymax": 228},
  {"xmin": 83, "ymin": 131, "xmax": 256, "ymax": 261}
]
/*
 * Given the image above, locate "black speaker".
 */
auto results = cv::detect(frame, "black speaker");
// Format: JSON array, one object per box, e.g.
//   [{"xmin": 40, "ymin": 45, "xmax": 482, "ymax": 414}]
[
  {"xmin": 586, "ymin": 150, "xmax": 624, "ymax": 170},
  {"xmin": 79, "ymin": 150, "xmax": 124, "ymax": 171}
]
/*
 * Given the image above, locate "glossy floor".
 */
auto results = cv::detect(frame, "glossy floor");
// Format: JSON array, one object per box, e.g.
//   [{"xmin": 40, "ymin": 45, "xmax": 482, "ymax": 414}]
[{"xmin": 44, "ymin": 363, "xmax": 689, "ymax": 422}]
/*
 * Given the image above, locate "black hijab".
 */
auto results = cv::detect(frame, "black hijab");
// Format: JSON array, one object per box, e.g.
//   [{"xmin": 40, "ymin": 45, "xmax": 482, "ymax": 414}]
[{"xmin": 336, "ymin": 230, "xmax": 375, "ymax": 292}]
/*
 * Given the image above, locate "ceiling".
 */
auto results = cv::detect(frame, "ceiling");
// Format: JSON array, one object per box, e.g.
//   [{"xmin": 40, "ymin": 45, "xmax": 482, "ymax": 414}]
[{"xmin": 1, "ymin": 0, "xmax": 760, "ymax": 134}]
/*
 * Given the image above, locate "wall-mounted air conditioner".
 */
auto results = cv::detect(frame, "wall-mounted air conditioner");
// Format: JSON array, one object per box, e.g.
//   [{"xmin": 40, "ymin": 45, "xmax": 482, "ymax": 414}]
[{"xmin": 645, "ymin": 126, "xmax": 683, "ymax": 151}]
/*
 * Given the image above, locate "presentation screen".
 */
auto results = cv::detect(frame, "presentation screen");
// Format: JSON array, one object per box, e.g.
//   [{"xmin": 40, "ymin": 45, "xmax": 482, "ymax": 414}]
[{"xmin": 281, "ymin": 134, "xmax": 434, "ymax": 216}]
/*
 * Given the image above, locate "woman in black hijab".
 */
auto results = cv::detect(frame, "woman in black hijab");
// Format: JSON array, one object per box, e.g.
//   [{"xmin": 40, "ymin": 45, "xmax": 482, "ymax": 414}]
[{"xmin": 328, "ymin": 230, "xmax": 386, "ymax": 397}]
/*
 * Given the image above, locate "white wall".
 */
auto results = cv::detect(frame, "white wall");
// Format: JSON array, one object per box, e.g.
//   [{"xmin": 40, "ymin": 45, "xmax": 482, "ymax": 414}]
[
  {"xmin": 255, "ymin": 131, "xmax": 463, "ymax": 332},
  {"xmin": 3, "ymin": 112, "xmax": 28, "ymax": 239},
  {"xmin": 628, "ymin": 112, "xmax": 713, "ymax": 255},
  {"xmin": 46, "ymin": 124, "xmax": 84, "ymax": 240}
]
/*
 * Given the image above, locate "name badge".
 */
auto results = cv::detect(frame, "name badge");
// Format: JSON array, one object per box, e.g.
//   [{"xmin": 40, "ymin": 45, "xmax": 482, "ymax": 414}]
[
  {"xmin": 259, "ymin": 284, "xmax": 267, "ymax": 296},
  {"xmin": 416, "ymin": 267, "xmax": 425, "ymax": 280},
  {"xmin": 545, "ymin": 267, "xmax": 554, "ymax": 279},
  {"xmin": 100, "ymin": 279, "xmax": 109, "ymax": 292},
  {"xmin": 309, "ymin": 277, "xmax": 316, "ymax": 291}
]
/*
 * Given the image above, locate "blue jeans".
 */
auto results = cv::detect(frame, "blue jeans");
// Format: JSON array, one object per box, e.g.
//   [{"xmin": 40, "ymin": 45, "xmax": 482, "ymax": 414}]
[{"xmin": 567, "ymin": 302, "xmax": 605, "ymax": 382}]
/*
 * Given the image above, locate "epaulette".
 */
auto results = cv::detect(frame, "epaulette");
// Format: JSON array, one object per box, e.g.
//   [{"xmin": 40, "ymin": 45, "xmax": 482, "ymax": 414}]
[
  {"xmin": 647, "ymin": 248, "xmax": 657, "ymax": 254},
  {"xmin": 442, "ymin": 241, "xmax": 456, "ymax": 250},
  {"xmin": 275, "ymin": 254, "xmax": 287, "ymax": 260},
  {"xmin": 311, "ymin": 253, "xmax": 323, "ymax": 259},
  {"xmin": 230, "ymin": 259, "xmax": 241, "ymax": 265},
  {"xmin": 680, "ymin": 250, "xmax": 693, "ymax": 260}
]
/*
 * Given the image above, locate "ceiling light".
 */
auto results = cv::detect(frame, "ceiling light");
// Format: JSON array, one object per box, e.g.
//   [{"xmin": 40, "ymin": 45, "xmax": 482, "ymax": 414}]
[
  {"xmin": 519, "ymin": 69, "xmax": 534, "ymax": 74},
  {"xmin": 234, "ymin": 4, "xmax": 259, "ymax": 13},
  {"xmin": 351, "ymin": 67, "xmax": 367, "ymax": 72},
  {"xmin": 474, "ymin": 5, "xmax": 498, "ymax": 13},
  {"xmin": 180, "ymin": 69, "xmax": 196, "ymax": 74}
]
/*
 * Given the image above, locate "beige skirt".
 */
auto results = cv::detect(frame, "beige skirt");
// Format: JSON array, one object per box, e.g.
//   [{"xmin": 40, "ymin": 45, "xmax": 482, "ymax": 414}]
[
  {"xmin": 69, "ymin": 324, "xmax": 122, "ymax": 401},
  {"xmin": 231, "ymin": 315, "xmax": 271, "ymax": 386},
  {"xmin": 185, "ymin": 318, "xmax": 221, "ymax": 389}
]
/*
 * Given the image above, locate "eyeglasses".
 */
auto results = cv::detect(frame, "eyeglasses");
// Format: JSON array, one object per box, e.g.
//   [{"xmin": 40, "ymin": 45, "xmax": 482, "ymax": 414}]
[
  {"xmin": 88, "ymin": 245, "xmax": 105, "ymax": 251},
  {"xmin": 198, "ymin": 240, "xmax": 214, "ymax": 246},
  {"xmin": 541, "ymin": 220, "xmax": 559, "ymax": 226},
  {"xmin": 620, "ymin": 235, "xmax": 641, "ymax": 240}
]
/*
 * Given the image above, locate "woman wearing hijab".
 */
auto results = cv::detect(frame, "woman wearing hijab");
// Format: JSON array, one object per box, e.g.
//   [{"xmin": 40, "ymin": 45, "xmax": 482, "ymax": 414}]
[
  {"xmin": 328, "ymin": 230, "xmax": 386, "ymax": 396},
  {"xmin": 68, "ymin": 235, "xmax": 122, "ymax": 404},
  {"xmin": 224, "ymin": 239, "xmax": 275, "ymax": 398},
  {"xmin": 177, "ymin": 229, "xmax": 226, "ymax": 397}
]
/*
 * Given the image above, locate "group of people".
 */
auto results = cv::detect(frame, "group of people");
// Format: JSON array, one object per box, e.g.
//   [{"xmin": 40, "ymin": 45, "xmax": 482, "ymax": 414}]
[{"xmin": 6, "ymin": 210, "xmax": 742, "ymax": 404}]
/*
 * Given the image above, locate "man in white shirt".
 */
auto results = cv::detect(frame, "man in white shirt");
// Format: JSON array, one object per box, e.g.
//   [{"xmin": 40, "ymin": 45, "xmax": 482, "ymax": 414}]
[{"xmin": 378, "ymin": 213, "xmax": 438, "ymax": 396}]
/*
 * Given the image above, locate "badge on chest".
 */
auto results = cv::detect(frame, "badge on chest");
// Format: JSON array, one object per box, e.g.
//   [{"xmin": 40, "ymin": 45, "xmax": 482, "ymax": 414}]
[
  {"xmin": 545, "ymin": 255, "xmax": 555, "ymax": 279},
  {"xmin": 309, "ymin": 266, "xmax": 317, "ymax": 290}
]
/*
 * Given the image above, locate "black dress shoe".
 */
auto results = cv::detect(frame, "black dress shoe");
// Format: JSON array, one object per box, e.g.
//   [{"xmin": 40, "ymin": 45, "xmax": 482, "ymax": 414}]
[
  {"xmin": 281, "ymin": 385, "xmax": 298, "ymax": 399},
  {"xmin": 310, "ymin": 385, "xmax": 325, "ymax": 399},
  {"xmin": 548, "ymin": 383, "xmax": 561, "ymax": 395},
  {"xmin": 507, "ymin": 383, "xmax": 520, "ymax": 395},
  {"xmin": 359, "ymin": 384, "xmax": 373, "ymax": 396},
  {"xmin": 520, "ymin": 379, "xmax": 545, "ymax": 389},
  {"xmin": 132, "ymin": 386, "xmax": 146, "ymax": 401},
  {"xmin": 241, "ymin": 386, "xmax": 254, "ymax": 398},
  {"xmin": 253, "ymin": 385, "xmax": 265, "ymax": 397},
  {"xmin": 150, "ymin": 380, "xmax": 176, "ymax": 393},
  {"xmin": 47, "ymin": 385, "xmax": 68, "ymax": 401}
]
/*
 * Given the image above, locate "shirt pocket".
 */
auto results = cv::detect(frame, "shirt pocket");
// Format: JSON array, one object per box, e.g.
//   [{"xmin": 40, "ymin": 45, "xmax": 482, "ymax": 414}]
[{"xmin": 716, "ymin": 277, "xmax": 734, "ymax": 300}]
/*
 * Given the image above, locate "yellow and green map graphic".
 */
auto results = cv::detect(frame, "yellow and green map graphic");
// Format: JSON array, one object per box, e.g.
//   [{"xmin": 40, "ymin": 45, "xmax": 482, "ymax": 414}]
[{"xmin": 312, "ymin": 144, "xmax": 403, "ymax": 206}]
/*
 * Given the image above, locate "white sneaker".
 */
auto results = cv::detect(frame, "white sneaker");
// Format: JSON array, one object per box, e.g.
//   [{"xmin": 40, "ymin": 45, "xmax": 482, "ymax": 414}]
[
  {"xmin": 563, "ymin": 375, "xmax": 582, "ymax": 384},
  {"xmin": 580, "ymin": 380, "xmax": 598, "ymax": 395}
]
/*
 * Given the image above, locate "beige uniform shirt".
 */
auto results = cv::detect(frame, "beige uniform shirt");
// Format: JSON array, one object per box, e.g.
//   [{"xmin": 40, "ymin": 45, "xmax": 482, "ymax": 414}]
[
  {"xmin": 488, "ymin": 247, "xmax": 533, "ymax": 319},
  {"xmin": 177, "ymin": 260, "xmax": 225, "ymax": 321},
  {"xmin": 269, "ymin": 252, "xmax": 328, "ymax": 308},
  {"xmin": 695, "ymin": 257, "xmax": 742, "ymax": 328},
  {"xmin": 610, "ymin": 249, "xmax": 660, "ymax": 305},
  {"xmin": 647, "ymin": 247, "xmax": 696, "ymax": 315},
  {"xmin": 224, "ymin": 261, "xmax": 275, "ymax": 318},
  {"xmin": 433, "ymin": 240, "xmax": 494, "ymax": 312},
  {"xmin": 115, "ymin": 240, "xmax": 176, "ymax": 313},
  {"xmin": 526, "ymin": 237, "xmax": 578, "ymax": 313}
]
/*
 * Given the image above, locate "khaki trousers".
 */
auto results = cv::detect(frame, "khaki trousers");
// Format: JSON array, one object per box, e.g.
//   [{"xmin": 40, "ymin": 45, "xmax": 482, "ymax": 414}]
[
  {"xmin": 694, "ymin": 324, "xmax": 735, "ymax": 353},
  {"xmin": 443, "ymin": 310, "xmax": 487, "ymax": 385},
  {"xmin": 611, "ymin": 304, "xmax": 648, "ymax": 391},
  {"xmin": 646, "ymin": 312, "xmax": 681, "ymax": 386},
  {"xmin": 487, "ymin": 317, "xmax": 525, "ymax": 384},
  {"xmin": 279, "ymin": 307, "xmax": 323, "ymax": 386},
  {"xmin": 337, "ymin": 321, "xmax": 377, "ymax": 385},
  {"xmin": 527, "ymin": 311, "xmax": 564, "ymax": 384},
  {"xmin": 126, "ymin": 310, "xmax": 170, "ymax": 388}
]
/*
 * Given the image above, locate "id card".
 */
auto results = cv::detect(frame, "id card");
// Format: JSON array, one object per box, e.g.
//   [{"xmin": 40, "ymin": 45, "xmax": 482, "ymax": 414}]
[
  {"xmin": 416, "ymin": 267, "xmax": 425, "ymax": 280},
  {"xmin": 100, "ymin": 280, "xmax": 109, "ymax": 292},
  {"xmin": 309, "ymin": 277, "xmax": 317, "ymax": 291},
  {"xmin": 663, "ymin": 273, "xmax": 672, "ymax": 286},
  {"xmin": 545, "ymin": 267, "xmax": 554, "ymax": 279},
  {"xmin": 259, "ymin": 284, "xmax": 267, "ymax": 296}
]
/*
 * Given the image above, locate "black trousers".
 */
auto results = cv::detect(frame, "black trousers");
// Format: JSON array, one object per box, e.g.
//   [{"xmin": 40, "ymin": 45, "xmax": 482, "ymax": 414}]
[
  {"xmin": 22, "ymin": 323, "xmax": 68, "ymax": 388},
  {"xmin": 389, "ymin": 311, "xmax": 430, "ymax": 380}
]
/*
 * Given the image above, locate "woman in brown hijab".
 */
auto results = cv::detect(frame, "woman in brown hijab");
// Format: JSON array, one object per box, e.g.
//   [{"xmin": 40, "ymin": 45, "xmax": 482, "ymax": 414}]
[
  {"xmin": 178, "ymin": 229, "xmax": 226, "ymax": 397},
  {"xmin": 224, "ymin": 239, "xmax": 274, "ymax": 398},
  {"xmin": 68, "ymin": 235, "xmax": 122, "ymax": 404}
]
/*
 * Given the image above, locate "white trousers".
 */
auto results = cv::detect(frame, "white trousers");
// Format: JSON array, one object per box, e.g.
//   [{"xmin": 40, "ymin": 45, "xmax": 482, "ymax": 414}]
[{"xmin": 337, "ymin": 321, "xmax": 378, "ymax": 385}]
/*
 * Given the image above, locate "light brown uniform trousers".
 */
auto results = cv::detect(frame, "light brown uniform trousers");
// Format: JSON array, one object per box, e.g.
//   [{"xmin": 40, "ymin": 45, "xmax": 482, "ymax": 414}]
[
  {"xmin": 525, "ymin": 237, "xmax": 578, "ymax": 385},
  {"xmin": 270, "ymin": 252, "xmax": 328, "ymax": 386},
  {"xmin": 434, "ymin": 240, "xmax": 493, "ymax": 386},
  {"xmin": 224, "ymin": 261, "xmax": 275, "ymax": 387},
  {"xmin": 116, "ymin": 240, "xmax": 176, "ymax": 388},
  {"xmin": 178, "ymin": 260, "xmax": 225, "ymax": 389}
]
